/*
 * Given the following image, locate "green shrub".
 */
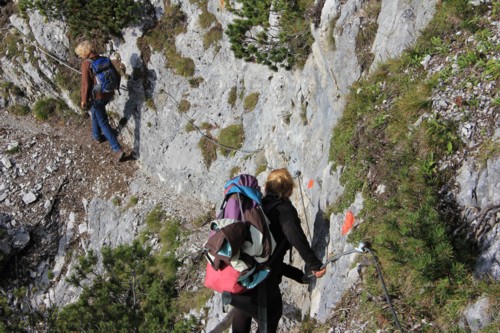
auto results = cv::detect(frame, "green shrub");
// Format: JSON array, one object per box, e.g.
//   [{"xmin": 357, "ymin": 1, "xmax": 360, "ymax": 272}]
[
  {"xmin": 32, "ymin": 97, "xmax": 68, "ymax": 121},
  {"xmin": 7, "ymin": 105, "xmax": 30, "ymax": 116},
  {"xmin": 0, "ymin": 32, "xmax": 22, "ymax": 60},
  {"xmin": 243, "ymin": 92, "xmax": 259, "ymax": 112},
  {"xmin": 227, "ymin": 0, "xmax": 315, "ymax": 70},
  {"xmin": 146, "ymin": 4, "xmax": 195, "ymax": 77},
  {"xmin": 1, "ymin": 82, "xmax": 24, "ymax": 98},
  {"xmin": 53, "ymin": 66, "xmax": 80, "ymax": 106},
  {"xmin": 57, "ymin": 241, "xmax": 199, "ymax": 332},
  {"xmin": 18, "ymin": 0, "xmax": 147, "ymax": 41},
  {"xmin": 218, "ymin": 124, "xmax": 244, "ymax": 156},
  {"xmin": 327, "ymin": 1, "xmax": 496, "ymax": 330}
]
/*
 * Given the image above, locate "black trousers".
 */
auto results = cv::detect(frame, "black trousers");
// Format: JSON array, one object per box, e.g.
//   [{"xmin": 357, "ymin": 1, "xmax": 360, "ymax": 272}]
[{"xmin": 230, "ymin": 287, "xmax": 283, "ymax": 333}]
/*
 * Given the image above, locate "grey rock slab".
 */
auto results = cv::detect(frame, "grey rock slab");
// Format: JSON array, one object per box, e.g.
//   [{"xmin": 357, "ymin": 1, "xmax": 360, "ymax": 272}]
[{"xmin": 22, "ymin": 191, "xmax": 38, "ymax": 205}]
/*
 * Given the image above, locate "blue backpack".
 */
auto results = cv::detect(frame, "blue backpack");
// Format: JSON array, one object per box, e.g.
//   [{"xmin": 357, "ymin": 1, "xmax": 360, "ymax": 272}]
[{"xmin": 87, "ymin": 56, "xmax": 121, "ymax": 95}]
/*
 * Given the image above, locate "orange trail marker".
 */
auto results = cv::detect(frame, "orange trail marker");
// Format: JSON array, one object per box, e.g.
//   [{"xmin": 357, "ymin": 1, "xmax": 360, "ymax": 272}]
[
  {"xmin": 307, "ymin": 179, "xmax": 314, "ymax": 189},
  {"xmin": 341, "ymin": 210, "xmax": 355, "ymax": 235}
]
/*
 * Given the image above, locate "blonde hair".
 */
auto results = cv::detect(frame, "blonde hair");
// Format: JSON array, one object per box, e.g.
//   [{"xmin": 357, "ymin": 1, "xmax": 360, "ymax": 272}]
[
  {"xmin": 265, "ymin": 168, "xmax": 295, "ymax": 199},
  {"xmin": 75, "ymin": 41, "xmax": 94, "ymax": 58}
]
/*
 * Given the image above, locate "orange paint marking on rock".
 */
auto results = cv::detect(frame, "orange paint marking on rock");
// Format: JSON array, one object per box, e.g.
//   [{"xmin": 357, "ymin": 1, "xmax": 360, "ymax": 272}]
[
  {"xmin": 307, "ymin": 179, "xmax": 314, "ymax": 189},
  {"xmin": 341, "ymin": 210, "xmax": 355, "ymax": 235}
]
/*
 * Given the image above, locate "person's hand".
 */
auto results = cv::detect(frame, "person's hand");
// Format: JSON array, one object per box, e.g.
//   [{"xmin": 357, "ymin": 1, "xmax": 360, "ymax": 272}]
[
  {"xmin": 312, "ymin": 267, "xmax": 326, "ymax": 278},
  {"xmin": 81, "ymin": 101, "xmax": 89, "ymax": 110}
]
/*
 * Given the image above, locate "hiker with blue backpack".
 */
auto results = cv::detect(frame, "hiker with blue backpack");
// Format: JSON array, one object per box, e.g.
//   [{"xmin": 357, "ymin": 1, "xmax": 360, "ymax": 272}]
[
  {"xmin": 75, "ymin": 41, "xmax": 126, "ymax": 162},
  {"xmin": 205, "ymin": 170, "xmax": 326, "ymax": 333}
]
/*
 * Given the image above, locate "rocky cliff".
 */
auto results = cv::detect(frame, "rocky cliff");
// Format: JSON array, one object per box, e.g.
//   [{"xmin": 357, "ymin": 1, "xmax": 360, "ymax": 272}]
[{"xmin": 0, "ymin": 0, "xmax": 498, "ymax": 332}]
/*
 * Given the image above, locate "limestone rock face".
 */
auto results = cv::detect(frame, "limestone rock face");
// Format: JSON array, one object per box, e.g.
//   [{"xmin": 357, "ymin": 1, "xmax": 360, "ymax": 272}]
[{"xmin": 1, "ymin": 0, "xmax": 498, "ymax": 331}]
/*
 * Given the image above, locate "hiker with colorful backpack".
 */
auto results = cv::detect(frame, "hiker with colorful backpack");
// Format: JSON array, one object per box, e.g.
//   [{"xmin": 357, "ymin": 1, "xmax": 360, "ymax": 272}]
[
  {"xmin": 229, "ymin": 169, "xmax": 326, "ymax": 333},
  {"xmin": 204, "ymin": 174, "xmax": 276, "ymax": 295},
  {"xmin": 75, "ymin": 40, "xmax": 126, "ymax": 162}
]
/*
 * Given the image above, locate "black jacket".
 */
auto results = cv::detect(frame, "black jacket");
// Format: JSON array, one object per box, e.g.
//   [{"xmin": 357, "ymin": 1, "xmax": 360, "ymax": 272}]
[{"xmin": 263, "ymin": 195, "xmax": 323, "ymax": 286}]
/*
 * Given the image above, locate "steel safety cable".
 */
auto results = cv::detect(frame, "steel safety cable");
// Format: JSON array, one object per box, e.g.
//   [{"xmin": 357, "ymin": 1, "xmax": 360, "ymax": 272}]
[
  {"xmin": 365, "ymin": 247, "xmax": 404, "ymax": 333},
  {"xmin": 163, "ymin": 90, "xmax": 263, "ymax": 155},
  {"xmin": 295, "ymin": 171, "xmax": 312, "ymax": 241},
  {"xmin": 4, "ymin": 24, "xmax": 81, "ymax": 75},
  {"xmin": 316, "ymin": 243, "xmax": 405, "ymax": 332}
]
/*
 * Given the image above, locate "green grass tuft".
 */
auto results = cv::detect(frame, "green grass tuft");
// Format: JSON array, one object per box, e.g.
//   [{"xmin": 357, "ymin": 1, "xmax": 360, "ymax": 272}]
[
  {"xmin": 243, "ymin": 92, "xmax": 259, "ymax": 112},
  {"xmin": 218, "ymin": 124, "xmax": 245, "ymax": 156}
]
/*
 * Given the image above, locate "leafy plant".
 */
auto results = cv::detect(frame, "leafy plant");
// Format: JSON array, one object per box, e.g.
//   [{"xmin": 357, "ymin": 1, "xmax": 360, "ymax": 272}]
[
  {"xmin": 425, "ymin": 115, "xmax": 460, "ymax": 156},
  {"xmin": 226, "ymin": 0, "xmax": 315, "ymax": 71},
  {"xmin": 56, "ymin": 240, "xmax": 199, "ymax": 332}
]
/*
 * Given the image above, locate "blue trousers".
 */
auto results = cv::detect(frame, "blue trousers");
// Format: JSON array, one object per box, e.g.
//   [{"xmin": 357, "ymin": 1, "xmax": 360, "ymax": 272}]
[{"xmin": 91, "ymin": 99, "xmax": 121, "ymax": 152}]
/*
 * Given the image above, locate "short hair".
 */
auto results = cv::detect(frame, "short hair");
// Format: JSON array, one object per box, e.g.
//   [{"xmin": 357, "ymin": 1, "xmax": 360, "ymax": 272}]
[
  {"xmin": 75, "ymin": 41, "xmax": 94, "ymax": 58},
  {"xmin": 265, "ymin": 168, "xmax": 295, "ymax": 199}
]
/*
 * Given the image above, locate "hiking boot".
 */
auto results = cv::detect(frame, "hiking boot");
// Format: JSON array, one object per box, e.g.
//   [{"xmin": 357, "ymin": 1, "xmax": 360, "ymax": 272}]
[
  {"xmin": 114, "ymin": 150, "xmax": 126, "ymax": 162},
  {"xmin": 94, "ymin": 137, "xmax": 107, "ymax": 144}
]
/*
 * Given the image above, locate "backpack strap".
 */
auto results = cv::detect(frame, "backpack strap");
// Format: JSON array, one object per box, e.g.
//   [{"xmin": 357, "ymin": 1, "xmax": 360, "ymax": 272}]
[
  {"xmin": 236, "ymin": 192, "xmax": 244, "ymax": 219},
  {"xmin": 258, "ymin": 282, "xmax": 267, "ymax": 333}
]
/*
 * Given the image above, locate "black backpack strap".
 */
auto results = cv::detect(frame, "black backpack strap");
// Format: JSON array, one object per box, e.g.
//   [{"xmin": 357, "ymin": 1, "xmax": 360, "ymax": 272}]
[{"xmin": 258, "ymin": 282, "xmax": 267, "ymax": 332}]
